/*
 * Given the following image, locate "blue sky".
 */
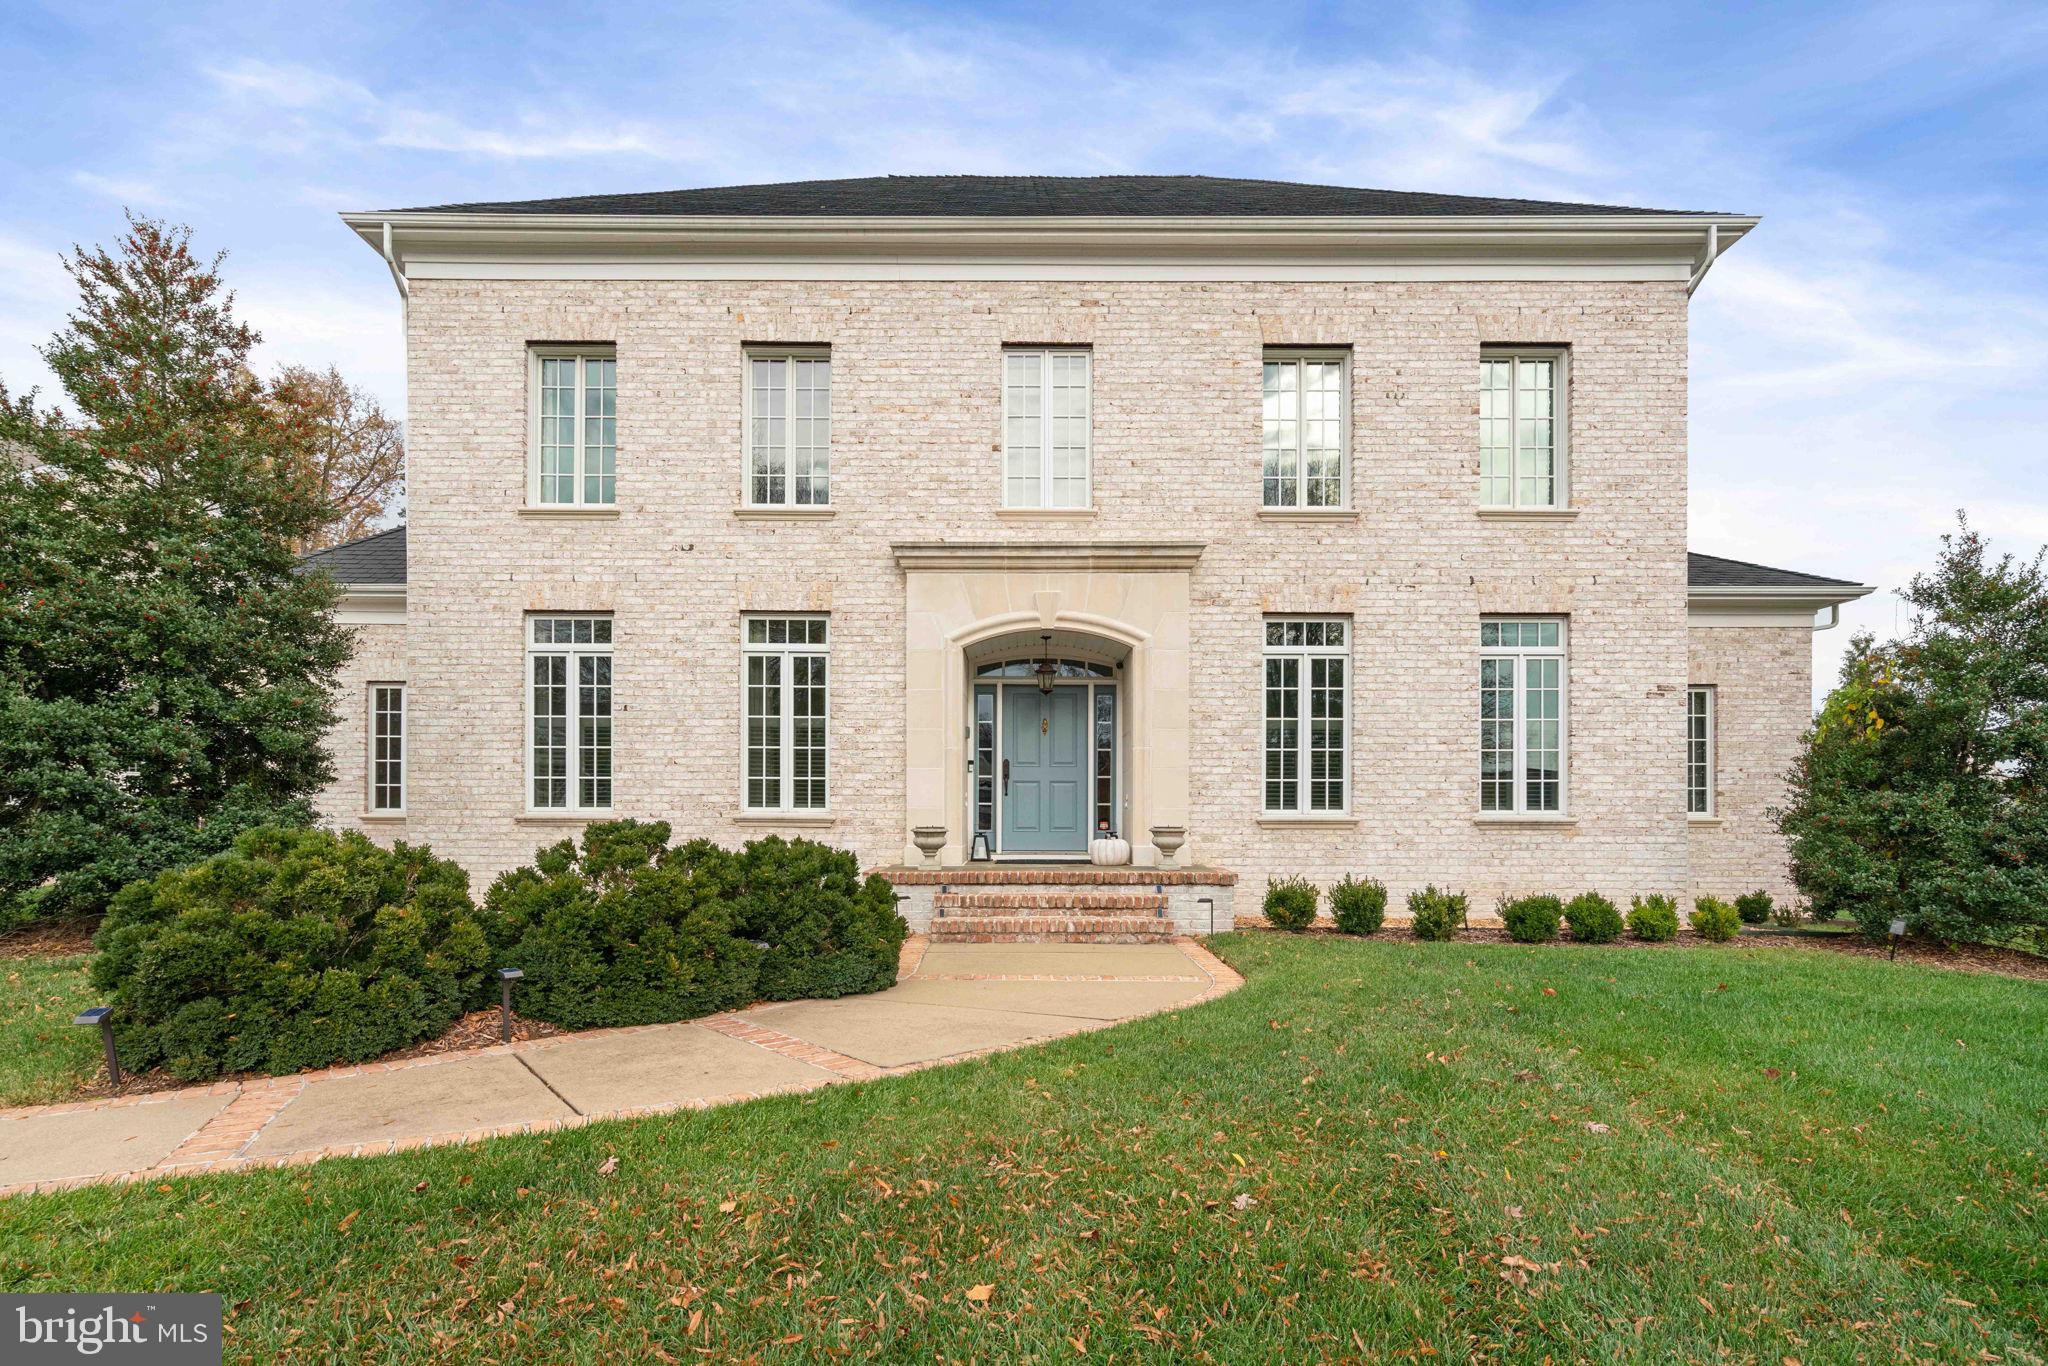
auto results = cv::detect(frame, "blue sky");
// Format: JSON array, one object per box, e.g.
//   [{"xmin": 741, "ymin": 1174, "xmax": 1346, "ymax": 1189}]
[{"xmin": 4, "ymin": 0, "xmax": 2045, "ymax": 692}]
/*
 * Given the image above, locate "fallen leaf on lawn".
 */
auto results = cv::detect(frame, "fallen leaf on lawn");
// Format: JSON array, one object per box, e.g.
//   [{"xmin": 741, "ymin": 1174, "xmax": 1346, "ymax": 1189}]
[
  {"xmin": 1231, "ymin": 1153, "xmax": 1247, "ymax": 1167},
  {"xmin": 1505, "ymin": 1205, "xmax": 1524, "ymax": 1219},
  {"xmin": 597, "ymin": 1156, "xmax": 620, "ymax": 1177},
  {"xmin": 1231, "ymin": 1193, "xmax": 1257, "ymax": 1211},
  {"xmin": 1762, "ymin": 1067, "xmax": 1781, "ymax": 1079},
  {"xmin": 1585, "ymin": 1122, "xmax": 1611, "ymax": 1134},
  {"xmin": 335, "ymin": 1209, "xmax": 361, "ymax": 1233},
  {"xmin": 717, "ymin": 1199, "xmax": 738, "ymax": 1214},
  {"xmin": 413, "ymin": 1180, "xmax": 429, "ymax": 1193},
  {"xmin": 1541, "ymin": 987, "xmax": 1556, "ymax": 997},
  {"xmin": 1512, "ymin": 1069, "xmax": 1538, "ymax": 1083},
  {"xmin": 964, "ymin": 1284, "xmax": 994, "ymax": 1303}
]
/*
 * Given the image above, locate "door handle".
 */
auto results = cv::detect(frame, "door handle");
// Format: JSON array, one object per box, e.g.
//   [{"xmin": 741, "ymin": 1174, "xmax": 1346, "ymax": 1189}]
[{"xmin": 1001, "ymin": 758, "xmax": 1010, "ymax": 795}]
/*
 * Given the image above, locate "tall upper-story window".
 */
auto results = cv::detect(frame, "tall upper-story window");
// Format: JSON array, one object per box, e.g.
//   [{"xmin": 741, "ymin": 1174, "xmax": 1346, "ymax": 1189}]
[
  {"xmin": 1479, "ymin": 349, "xmax": 1566, "ymax": 509},
  {"xmin": 1687, "ymin": 686, "xmax": 1715, "ymax": 816},
  {"xmin": 531, "ymin": 348, "xmax": 616, "ymax": 506},
  {"xmin": 529, "ymin": 615, "xmax": 613, "ymax": 812},
  {"xmin": 1263, "ymin": 617, "xmax": 1349, "ymax": 815},
  {"xmin": 743, "ymin": 615, "xmax": 830, "ymax": 813},
  {"xmin": 747, "ymin": 349, "xmax": 831, "ymax": 506},
  {"xmin": 1480, "ymin": 618, "xmax": 1567, "ymax": 814},
  {"xmin": 1262, "ymin": 351, "xmax": 1348, "ymax": 508},
  {"xmin": 1003, "ymin": 349, "xmax": 1091, "ymax": 508}
]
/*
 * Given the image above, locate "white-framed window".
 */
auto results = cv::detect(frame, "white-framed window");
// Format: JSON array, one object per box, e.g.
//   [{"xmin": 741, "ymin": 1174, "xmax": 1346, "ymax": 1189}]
[
  {"xmin": 1687, "ymin": 686, "xmax": 1715, "ymax": 817},
  {"xmin": 1262, "ymin": 351, "xmax": 1348, "ymax": 508},
  {"xmin": 743, "ymin": 615, "xmax": 829, "ymax": 812},
  {"xmin": 1479, "ymin": 348, "xmax": 1566, "ymax": 509},
  {"xmin": 530, "ymin": 348, "xmax": 616, "ymax": 506},
  {"xmin": 368, "ymin": 683, "xmax": 405, "ymax": 813},
  {"xmin": 1479, "ymin": 618, "xmax": 1567, "ymax": 814},
  {"xmin": 528, "ymin": 615, "xmax": 613, "ymax": 811},
  {"xmin": 1262, "ymin": 617, "xmax": 1349, "ymax": 814},
  {"xmin": 746, "ymin": 349, "xmax": 831, "ymax": 506},
  {"xmin": 1003, "ymin": 349, "xmax": 1091, "ymax": 508}
]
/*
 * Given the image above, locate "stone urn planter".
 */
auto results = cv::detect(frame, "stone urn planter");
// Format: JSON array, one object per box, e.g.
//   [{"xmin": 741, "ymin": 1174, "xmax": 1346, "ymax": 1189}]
[
  {"xmin": 1149, "ymin": 824, "xmax": 1187, "ymax": 869},
  {"xmin": 1088, "ymin": 834, "xmax": 1132, "ymax": 866},
  {"xmin": 910, "ymin": 825, "xmax": 947, "ymax": 866}
]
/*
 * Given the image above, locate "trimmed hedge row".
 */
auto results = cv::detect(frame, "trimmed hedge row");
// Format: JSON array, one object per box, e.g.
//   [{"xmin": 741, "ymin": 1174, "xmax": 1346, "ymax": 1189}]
[
  {"xmin": 92, "ymin": 822, "xmax": 908, "ymax": 1081},
  {"xmin": 1256, "ymin": 875, "xmax": 1773, "ymax": 946}
]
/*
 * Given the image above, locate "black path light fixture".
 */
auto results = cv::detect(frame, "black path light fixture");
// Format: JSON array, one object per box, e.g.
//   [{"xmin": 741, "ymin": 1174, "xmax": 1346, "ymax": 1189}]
[
  {"xmin": 1033, "ymin": 632, "xmax": 1058, "ymax": 694},
  {"xmin": 495, "ymin": 968, "xmax": 524, "ymax": 1043},
  {"xmin": 73, "ymin": 1005, "xmax": 121, "ymax": 1087},
  {"xmin": 1888, "ymin": 916, "xmax": 1908, "ymax": 961}
]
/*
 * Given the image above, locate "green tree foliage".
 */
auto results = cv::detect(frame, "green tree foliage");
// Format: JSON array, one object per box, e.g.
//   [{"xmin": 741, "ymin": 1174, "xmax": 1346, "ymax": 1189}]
[
  {"xmin": 0, "ymin": 218, "xmax": 350, "ymax": 926},
  {"xmin": 1779, "ymin": 519, "xmax": 2048, "ymax": 944},
  {"xmin": 90, "ymin": 827, "xmax": 488, "ymax": 1080}
]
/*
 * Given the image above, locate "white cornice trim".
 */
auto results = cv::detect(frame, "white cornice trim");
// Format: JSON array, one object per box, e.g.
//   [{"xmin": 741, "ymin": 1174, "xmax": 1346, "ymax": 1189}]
[
  {"xmin": 1687, "ymin": 582, "xmax": 1875, "ymax": 611},
  {"xmin": 336, "ymin": 584, "xmax": 406, "ymax": 625},
  {"xmin": 892, "ymin": 541, "xmax": 1206, "ymax": 572}
]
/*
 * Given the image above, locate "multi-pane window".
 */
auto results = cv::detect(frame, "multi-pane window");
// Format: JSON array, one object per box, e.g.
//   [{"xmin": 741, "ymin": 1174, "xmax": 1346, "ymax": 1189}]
[
  {"xmin": 1687, "ymin": 686, "xmax": 1715, "ymax": 816},
  {"xmin": 533, "ymin": 350, "xmax": 617, "ymax": 506},
  {"xmin": 1479, "ymin": 619, "xmax": 1566, "ymax": 814},
  {"xmin": 1262, "ymin": 618, "xmax": 1349, "ymax": 814},
  {"xmin": 1003, "ymin": 349, "xmax": 1091, "ymax": 508},
  {"xmin": 1479, "ymin": 350, "xmax": 1564, "ymax": 508},
  {"xmin": 528, "ymin": 616, "xmax": 613, "ymax": 811},
  {"xmin": 743, "ymin": 615, "xmax": 829, "ymax": 812},
  {"xmin": 368, "ymin": 684, "xmax": 405, "ymax": 813},
  {"xmin": 1262, "ymin": 352, "xmax": 1347, "ymax": 508},
  {"xmin": 747, "ymin": 351, "xmax": 831, "ymax": 506}
]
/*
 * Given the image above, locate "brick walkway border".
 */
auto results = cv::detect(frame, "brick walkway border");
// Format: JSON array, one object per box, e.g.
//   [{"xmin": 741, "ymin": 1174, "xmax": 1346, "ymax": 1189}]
[{"xmin": 0, "ymin": 936, "xmax": 1242, "ymax": 1198}]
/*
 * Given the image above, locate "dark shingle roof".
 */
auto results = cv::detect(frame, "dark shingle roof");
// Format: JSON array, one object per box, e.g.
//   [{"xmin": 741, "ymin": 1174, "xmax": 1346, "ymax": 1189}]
[
  {"xmin": 298, "ymin": 526, "xmax": 406, "ymax": 585},
  {"xmin": 1687, "ymin": 552, "xmax": 1863, "ymax": 589},
  {"xmin": 389, "ymin": 175, "xmax": 1723, "ymax": 219}
]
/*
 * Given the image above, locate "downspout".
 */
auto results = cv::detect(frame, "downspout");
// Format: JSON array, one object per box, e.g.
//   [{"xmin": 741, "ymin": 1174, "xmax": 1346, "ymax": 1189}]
[
  {"xmin": 1685, "ymin": 223, "xmax": 1721, "ymax": 296},
  {"xmin": 1813, "ymin": 604, "xmax": 1840, "ymax": 632},
  {"xmin": 380, "ymin": 221, "xmax": 410, "ymax": 301}
]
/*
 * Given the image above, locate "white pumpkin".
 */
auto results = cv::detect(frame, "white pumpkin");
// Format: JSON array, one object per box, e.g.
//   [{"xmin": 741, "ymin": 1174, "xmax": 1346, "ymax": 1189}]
[{"xmin": 1089, "ymin": 836, "xmax": 1132, "ymax": 866}]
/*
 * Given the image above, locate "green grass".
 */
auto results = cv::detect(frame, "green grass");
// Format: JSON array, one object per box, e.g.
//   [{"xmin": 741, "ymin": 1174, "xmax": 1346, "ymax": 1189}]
[
  {"xmin": 0, "ymin": 954, "xmax": 99, "ymax": 1105},
  {"xmin": 2, "ymin": 936, "xmax": 2044, "ymax": 1363}
]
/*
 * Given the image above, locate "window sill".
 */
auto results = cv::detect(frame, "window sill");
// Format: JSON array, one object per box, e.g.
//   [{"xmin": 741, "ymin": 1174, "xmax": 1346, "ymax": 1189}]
[
  {"xmin": 1476, "ymin": 508, "xmax": 1578, "ymax": 521},
  {"xmin": 995, "ymin": 506, "xmax": 1096, "ymax": 519},
  {"xmin": 733, "ymin": 811, "xmax": 838, "ymax": 827},
  {"xmin": 359, "ymin": 812, "xmax": 407, "ymax": 823},
  {"xmin": 515, "ymin": 812, "xmax": 607, "ymax": 824},
  {"xmin": 1687, "ymin": 815, "xmax": 1723, "ymax": 826},
  {"xmin": 518, "ymin": 506, "xmax": 620, "ymax": 519},
  {"xmin": 734, "ymin": 506, "xmax": 836, "ymax": 520},
  {"xmin": 1256, "ymin": 508, "xmax": 1359, "ymax": 522},
  {"xmin": 1472, "ymin": 813, "xmax": 1577, "ymax": 827},
  {"xmin": 1255, "ymin": 814, "xmax": 1359, "ymax": 829}
]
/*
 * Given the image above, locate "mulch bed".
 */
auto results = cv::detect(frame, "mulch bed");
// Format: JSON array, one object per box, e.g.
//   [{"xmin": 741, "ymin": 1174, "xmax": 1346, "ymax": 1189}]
[
  {"xmin": 66, "ymin": 1010, "xmax": 568, "ymax": 1103},
  {"xmin": 0, "ymin": 918, "xmax": 99, "ymax": 959}
]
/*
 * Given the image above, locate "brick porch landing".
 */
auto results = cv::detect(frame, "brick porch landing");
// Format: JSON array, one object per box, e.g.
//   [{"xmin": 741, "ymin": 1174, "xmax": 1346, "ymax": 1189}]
[{"xmin": 877, "ymin": 865, "xmax": 1239, "ymax": 940}]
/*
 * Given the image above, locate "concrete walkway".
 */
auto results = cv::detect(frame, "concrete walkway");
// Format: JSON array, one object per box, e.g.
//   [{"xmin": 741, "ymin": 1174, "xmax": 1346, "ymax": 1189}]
[{"xmin": 0, "ymin": 937, "xmax": 1239, "ymax": 1196}]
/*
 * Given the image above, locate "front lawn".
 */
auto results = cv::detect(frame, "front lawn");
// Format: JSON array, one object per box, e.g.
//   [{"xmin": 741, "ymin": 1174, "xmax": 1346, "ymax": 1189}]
[
  {"xmin": 0, "ymin": 953, "xmax": 99, "ymax": 1106},
  {"xmin": 1, "ymin": 936, "xmax": 2042, "ymax": 1362}
]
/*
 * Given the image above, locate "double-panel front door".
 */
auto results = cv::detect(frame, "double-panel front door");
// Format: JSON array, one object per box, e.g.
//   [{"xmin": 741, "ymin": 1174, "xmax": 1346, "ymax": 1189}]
[{"xmin": 1000, "ymin": 685, "xmax": 1089, "ymax": 853}]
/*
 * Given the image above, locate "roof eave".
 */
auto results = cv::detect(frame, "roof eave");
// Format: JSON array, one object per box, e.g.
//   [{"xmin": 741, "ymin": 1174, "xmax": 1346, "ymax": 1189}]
[{"xmin": 1687, "ymin": 582, "xmax": 1877, "ymax": 612}]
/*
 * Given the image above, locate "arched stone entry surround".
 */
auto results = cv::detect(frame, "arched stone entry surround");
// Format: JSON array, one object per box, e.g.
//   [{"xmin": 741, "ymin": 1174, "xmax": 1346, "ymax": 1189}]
[{"xmin": 893, "ymin": 542, "xmax": 1203, "ymax": 868}]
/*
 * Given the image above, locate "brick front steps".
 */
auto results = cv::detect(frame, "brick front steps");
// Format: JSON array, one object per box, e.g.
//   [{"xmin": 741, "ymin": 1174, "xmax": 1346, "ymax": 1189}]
[{"xmin": 878, "ymin": 865, "xmax": 1239, "ymax": 937}]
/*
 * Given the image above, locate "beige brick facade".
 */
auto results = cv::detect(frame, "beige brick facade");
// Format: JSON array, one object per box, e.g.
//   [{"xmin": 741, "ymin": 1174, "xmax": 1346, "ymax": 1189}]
[
  {"xmin": 313, "ymin": 263, "xmax": 1842, "ymax": 915},
  {"xmin": 313, "ymin": 618, "xmax": 406, "ymax": 846}
]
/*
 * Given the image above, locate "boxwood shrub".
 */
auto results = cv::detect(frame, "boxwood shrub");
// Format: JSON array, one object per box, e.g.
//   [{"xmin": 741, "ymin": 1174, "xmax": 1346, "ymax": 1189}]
[
  {"xmin": 1408, "ymin": 886, "xmax": 1468, "ymax": 941},
  {"xmin": 483, "ymin": 824, "xmax": 908, "ymax": 1028},
  {"xmin": 1563, "ymin": 892, "xmax": 1622, "ymax": 943},
  {"xmin": 1500, "ymin": 894, "xmax": 1563, "ymax": 943},
  {"xmin": 1627, "ymin": 894, "xmax": 1680, "ymax": 942},
  {"xmin": 1263, "ymin": 877, "xmax": 1319, "ymax": 931},
  {"xmin": 1330, "ymin": 876, "xmax": 1387, "ymax": 935},
  {"xmin": 1734, "ymin": 889, "xmax": 1775, "ymax": 925},
  {"xmin": 1689, "ymin": 895, "xmax": 1743, "ymax": 942},
  {"xmin": 90, "ymin": 827, "xmax": 490, "ymax": 1081}
]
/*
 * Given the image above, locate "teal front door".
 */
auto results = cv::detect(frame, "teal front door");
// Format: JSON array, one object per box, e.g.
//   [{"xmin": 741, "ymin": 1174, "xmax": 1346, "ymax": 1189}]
[{"xmin": 1001, "ymin": 685, "xmax": 1089, "ymax": 854}]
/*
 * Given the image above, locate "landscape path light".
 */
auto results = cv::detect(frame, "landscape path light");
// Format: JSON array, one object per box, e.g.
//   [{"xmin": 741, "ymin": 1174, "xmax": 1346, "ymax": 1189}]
[
  {"xmin": 1889, "ymin": 917, "xmax": 1908, "ymax": 961},
  {"xmin": 495, "ymin": 968, "xmax": 524, "ymax": 1043},
  {"xmin": 74, "ymin": 1005, "xmax": 120, "ymax": 1087}
]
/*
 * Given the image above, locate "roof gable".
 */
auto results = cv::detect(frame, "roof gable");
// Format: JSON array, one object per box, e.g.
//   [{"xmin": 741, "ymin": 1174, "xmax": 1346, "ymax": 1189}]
[{"xmin": 297, "ymin": 526, "xmax": 407, "ymax": 585}]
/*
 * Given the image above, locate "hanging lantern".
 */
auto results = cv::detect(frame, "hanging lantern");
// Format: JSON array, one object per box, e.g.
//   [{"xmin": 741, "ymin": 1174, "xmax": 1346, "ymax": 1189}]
[{"xmin": 1033, "ymin": 632, "xmax": 1058, "ymax": 694}]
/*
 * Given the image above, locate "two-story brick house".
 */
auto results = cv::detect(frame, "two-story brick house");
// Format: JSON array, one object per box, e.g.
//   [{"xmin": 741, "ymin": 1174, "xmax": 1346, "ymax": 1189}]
[{"xmin": 305, "ymin": 175, "xmax": 1871, "ymax": 936}]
